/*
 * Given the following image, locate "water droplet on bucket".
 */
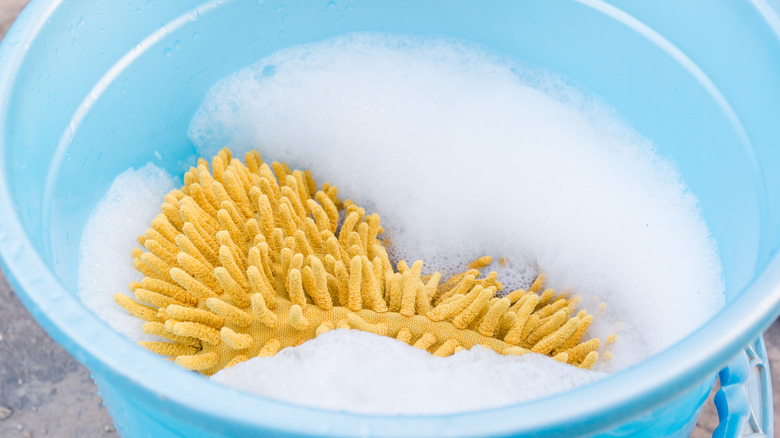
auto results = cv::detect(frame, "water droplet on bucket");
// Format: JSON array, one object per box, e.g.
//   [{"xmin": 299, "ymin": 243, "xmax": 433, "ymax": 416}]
[
  {"xmin": 327, "ymin": 1, "xmax": 337, "ymax": 9},
  {"xmin": 274, "ymin": 5, "xmax": 286, "ymax": 13},
  {"xmin": 164, "ymin": 48, "xmax": 172, "ymax": 57},
  {"xmin": 173, "ymin": 40, "xmax": 182, "ymax": 50}
]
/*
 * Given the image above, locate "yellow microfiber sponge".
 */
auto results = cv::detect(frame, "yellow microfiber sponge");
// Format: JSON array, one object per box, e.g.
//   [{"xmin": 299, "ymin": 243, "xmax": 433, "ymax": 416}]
[{"xmin": 115, "ymin": 147, "xmax": 609, "ymax": 375}]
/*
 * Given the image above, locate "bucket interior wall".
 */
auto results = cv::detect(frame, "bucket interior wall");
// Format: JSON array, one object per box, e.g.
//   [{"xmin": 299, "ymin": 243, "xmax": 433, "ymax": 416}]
[{"xmin": 2, "ymin": 0, "xmax": 780, "ymax": 436}]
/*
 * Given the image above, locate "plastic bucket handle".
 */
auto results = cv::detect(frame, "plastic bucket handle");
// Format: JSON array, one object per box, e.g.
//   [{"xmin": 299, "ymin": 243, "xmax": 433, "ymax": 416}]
[{"xmin": 713, "ymin": 335, "xmax": 774, "ymax": 437}]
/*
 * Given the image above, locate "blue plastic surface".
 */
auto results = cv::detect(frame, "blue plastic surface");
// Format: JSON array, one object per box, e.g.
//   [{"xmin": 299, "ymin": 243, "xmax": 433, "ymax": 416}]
[{"xmin": 0, "ymin": 0, "xmax": 779, "ymax": 437}]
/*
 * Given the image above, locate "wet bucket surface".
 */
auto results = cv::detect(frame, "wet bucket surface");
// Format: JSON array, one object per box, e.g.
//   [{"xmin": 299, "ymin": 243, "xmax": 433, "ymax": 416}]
[{"xmin": 1, "ymin": 1, "xmax": 780, "ymax": 436}]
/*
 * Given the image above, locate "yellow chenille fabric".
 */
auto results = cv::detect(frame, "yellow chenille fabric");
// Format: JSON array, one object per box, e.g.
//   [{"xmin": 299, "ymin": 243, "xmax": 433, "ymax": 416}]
[{"xmin": 115, "ymin": 148, "xmax": 610, "ymax": 376}]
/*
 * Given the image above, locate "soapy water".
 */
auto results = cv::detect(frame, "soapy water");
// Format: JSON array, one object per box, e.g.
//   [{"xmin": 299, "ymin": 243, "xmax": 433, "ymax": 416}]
[
  {"xmin": 212, "ymin": 329, "xmax": 608, "ymax": 415},
  {"xmin": 188, "ymin": 32, "xmax": 724, "ymax": 366},
  {"xmin": 79, "ymin": 163, "xmax": 177, "ymax": 343},
  {"xmin": 79, "ymin": 32, "xmax": 724, "ymax": 413}
]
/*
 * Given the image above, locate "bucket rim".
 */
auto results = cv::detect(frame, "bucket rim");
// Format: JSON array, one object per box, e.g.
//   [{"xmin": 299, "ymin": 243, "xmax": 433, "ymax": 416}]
[{"xmin": 1, "ymin": 0, "xmax": 779, "ymax": 436}]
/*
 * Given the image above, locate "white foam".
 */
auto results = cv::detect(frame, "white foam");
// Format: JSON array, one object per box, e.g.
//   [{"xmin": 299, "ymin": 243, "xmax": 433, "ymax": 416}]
[
  {"xmin": 78, "ymin": 163, "xmax": 177, "ymax": 343},
  {"xmin": 188, "ymin": 33, "xmax": 724, "ymax": 371},
  {"xmin": 212, "ymin": 329, "xmax": 607, "ymax": 415},
  {"xmin": 79, "ymin": 32, "xmax": 726, "ymax": 414}
]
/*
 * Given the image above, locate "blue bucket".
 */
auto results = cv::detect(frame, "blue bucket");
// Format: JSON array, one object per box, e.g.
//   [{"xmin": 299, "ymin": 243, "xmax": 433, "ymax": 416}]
[{"xmin": 0, "ymin": 1, "xmax": 778, "ymax": 436}]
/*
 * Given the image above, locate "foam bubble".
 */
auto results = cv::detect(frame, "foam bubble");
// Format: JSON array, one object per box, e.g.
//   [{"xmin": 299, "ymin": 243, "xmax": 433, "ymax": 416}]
[
  {"xmin": 78, "ymin": 163, "xmax": 177, "ymax": 342},
  {"xmin": 212, "ymin": 329, "xmax": 607, "ymax": 415},
  {"xmin": 189, "ymin": 33, "xmax": 724, "ymax": 371}
]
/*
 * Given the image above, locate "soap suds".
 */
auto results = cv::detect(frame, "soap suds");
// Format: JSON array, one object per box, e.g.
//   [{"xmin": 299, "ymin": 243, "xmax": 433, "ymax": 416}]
[
  {"xmin": 212, "ymin": 329, "xmax": 608, "ymax": 415},
  {"xmin": 78, "ymin": 163, "xmax": 177, "ymax": 342},
  {"xmin": 78, "ymin": 32, "xmax": 725, "ymax": 414},
  {"xmin": 188, "ymin": 33, "xmax": 724, "ymax": 370}
]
